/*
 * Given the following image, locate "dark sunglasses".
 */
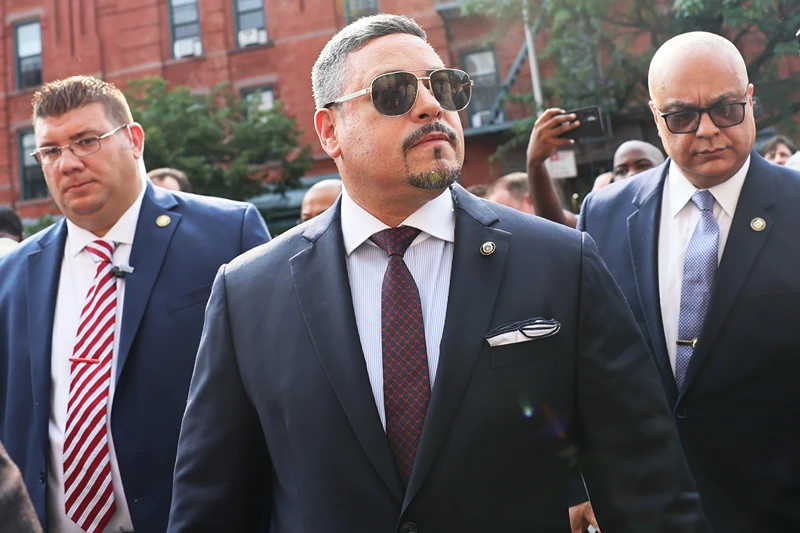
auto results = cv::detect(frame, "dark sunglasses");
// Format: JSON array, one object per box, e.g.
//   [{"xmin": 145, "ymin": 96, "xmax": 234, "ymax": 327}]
[
  {"xmin": 655, "ymin": 101, "xmax": 748, "ymax": 134},
  {"xmin": 323, "ymin": 68, "xmax": 473, "ymax": 117}
]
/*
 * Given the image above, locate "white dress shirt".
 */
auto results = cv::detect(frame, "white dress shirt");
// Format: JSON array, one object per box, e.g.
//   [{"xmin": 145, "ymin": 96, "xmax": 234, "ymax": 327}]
[
  {"xmin": 48, "ymin": 180, "xmax": 145, "ymax": 533},
  {"xmin": 342, "ymin": 187, "xmax": 455, "ymax": 429},
  {"xmin": 658, "ymin": 156, "xmax": 749, "ymax": 374}
]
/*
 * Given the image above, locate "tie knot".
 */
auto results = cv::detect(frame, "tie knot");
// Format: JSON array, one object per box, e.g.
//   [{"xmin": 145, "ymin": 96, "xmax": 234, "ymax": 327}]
[
  {"xmin": 370, "ymin": 226, "xmax": 421, "ymax": 257},
  {"xmin": 691, "ymin": 190, "xmax": 715, "ymax": 212},
  {"xmin": 85, "ymin": 240, "xmax": 116, "ymax": 264}
]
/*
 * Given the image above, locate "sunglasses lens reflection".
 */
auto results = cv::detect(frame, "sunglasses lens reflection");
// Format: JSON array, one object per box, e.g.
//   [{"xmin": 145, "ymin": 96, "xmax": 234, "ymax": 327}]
[
  {"xmin": 431, "ymin": 69, "xmax": 471, "ymax": 112},
  {"xmin": 371, "ymin": 69, "xmax": 472, "ymax": 116},
  {"xmin": 372, "ymin": 72, "xmax": 418, "ymax": 116}
]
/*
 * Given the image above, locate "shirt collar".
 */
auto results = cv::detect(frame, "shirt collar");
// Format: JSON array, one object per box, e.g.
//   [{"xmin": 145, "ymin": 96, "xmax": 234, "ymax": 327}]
[
  {"xmin": 667, "ymin": 155, "xmax": 750, "ymax": 218},
  {"xmin": 341, "ymin": 185, "xmax": 456, "ymax": 256},
  {"xmin": 65, "ymin": 175, "xmax": 147, "ymax": 257}
]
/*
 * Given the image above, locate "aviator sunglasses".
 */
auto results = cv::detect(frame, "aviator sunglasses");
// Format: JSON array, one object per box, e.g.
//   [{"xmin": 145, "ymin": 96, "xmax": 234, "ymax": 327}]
[{"xmin": 323, "ymin": 68, "xmax": 473, "ymax": 117}]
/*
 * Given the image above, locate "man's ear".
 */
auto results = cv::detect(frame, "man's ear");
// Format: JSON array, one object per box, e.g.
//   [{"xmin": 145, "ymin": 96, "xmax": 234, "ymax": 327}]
[
  {"xmin": 648, "ymin": 100, "xmax": 660, "ymax": 126},
  {"xmin": 128, "ymin": 123, "xmax": 145, "ymax": 159},
  {"xmin": 315, "ymin": 108, "xmax": 342, "ymax": 159}
]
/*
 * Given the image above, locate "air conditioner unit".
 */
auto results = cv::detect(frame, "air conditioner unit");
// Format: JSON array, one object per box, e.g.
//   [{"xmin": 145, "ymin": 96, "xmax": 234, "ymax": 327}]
[
  {"xmin": 471, "ymin": 110, "xmax": 493, "ymax": 128},
  {"xmin": 238, "ymin": 28, "xmax": 267, "ymax": 47},
  {"xmin": 174, "ymin": 38, "xmax": 202, "ymax": 59}
]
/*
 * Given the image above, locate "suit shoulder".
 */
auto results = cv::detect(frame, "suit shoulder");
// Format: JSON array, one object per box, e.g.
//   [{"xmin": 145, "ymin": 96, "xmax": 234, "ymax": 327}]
[
  {"xmin": 224, "ymin": 222, "xmax": 309, "ymax": 277},
  {"xmin": 484, "ymin": 200, "xmax": 583, "ymax": 251},
  {"xmin": 168, "ymin": 190, "xmax": 257, "ymax": 217}
]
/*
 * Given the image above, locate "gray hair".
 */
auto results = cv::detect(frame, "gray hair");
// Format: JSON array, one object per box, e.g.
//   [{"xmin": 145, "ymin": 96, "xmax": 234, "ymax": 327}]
[{"xmin": 311, "ymin": 14, "xmax": 427, "ymax": 110}]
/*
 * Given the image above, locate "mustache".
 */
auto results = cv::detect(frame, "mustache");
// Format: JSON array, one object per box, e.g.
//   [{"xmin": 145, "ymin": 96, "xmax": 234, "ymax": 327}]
[{"xmin": 402, "ymin": 123, "xmax": 458, "ymax": 152}]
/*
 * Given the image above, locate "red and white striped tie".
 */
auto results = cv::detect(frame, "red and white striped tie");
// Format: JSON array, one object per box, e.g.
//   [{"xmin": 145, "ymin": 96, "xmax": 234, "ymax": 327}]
[{"xmin": 63, "ymin": 239, "xmax": 117, "ymax": 533}]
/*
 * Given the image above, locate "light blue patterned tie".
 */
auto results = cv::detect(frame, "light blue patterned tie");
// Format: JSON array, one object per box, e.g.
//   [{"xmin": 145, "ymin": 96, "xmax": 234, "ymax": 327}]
[{"xmin": 675, "ymin": 190, "xmax": 719, "ymax": 390}]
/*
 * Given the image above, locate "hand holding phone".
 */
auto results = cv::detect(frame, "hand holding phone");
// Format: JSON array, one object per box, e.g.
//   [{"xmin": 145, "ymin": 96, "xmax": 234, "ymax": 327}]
[{"xmin": 558, "ymin": 106, "xmax": 605, "ymax": 141}]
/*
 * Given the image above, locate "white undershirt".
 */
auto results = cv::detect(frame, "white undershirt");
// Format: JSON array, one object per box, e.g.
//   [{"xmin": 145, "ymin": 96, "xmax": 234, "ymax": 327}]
[
  {"xmin": 48, "ymin": 179, "xmax": 145, "ymax": 533},
  {"xmin": 342, "ymin": 187, "xmax": 455, "ymax": 429},
  {"xmin": 658, "ymin": 157, "xmax": 749, "ymax": 374}
]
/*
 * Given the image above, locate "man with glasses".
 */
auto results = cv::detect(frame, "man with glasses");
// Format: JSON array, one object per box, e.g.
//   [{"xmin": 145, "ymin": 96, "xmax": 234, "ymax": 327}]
[
  {"xmin": 168, "ymin": 14, "xmax": 709, "ymax": 533},
  {"xmin": 0, "ymin": 75, "xmax": 270, "ymax": 533},
  {"xmin": 577, "ymin": 32, "xmax": 800, "ymax": 532}
]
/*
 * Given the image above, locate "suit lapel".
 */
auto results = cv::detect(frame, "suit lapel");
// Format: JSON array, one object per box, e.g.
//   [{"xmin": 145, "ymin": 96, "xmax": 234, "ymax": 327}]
[
  {"xmin": 27, "ymin": 220, "xmax": 68, "ymax": 457},
  {"xmin": 116, "ymin": 184, "xmax": 179, "ymax": 382},
  {"xmin": 290, "ymin": 201, "xmax": 405, "ymax": 501},
  {"xmin": 679, "ymin": 153, "xmax": 775, "ymax": 398},
  {"xmin": 626, "ymin": 166, "xmax": 678, "ymax": 403},
  {"xmin": 403, "ymin": 186, "xmax": 508, "ymax": 510}
]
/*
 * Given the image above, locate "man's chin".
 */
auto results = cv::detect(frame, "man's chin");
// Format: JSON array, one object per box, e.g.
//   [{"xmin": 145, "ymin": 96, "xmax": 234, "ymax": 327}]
[{"xmin": 407, "ymin": 166, "xmax": 460, "ymax": 191}]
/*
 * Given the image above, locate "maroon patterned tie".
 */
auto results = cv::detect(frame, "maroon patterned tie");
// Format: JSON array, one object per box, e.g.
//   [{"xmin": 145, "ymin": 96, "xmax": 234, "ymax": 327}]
[{"xmin": 370, "ymin": 227, "xmax": 430, "ymax": 487}]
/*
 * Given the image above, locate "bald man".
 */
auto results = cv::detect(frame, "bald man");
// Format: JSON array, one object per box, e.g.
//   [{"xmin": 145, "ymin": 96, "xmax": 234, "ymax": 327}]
[
  {"xmin": 578, "ymin": 32, "xmax": 800, "ymax": 532},
  {"xmin": 300, "ymin": 179, "xmax": 342, "ymax": 223}
]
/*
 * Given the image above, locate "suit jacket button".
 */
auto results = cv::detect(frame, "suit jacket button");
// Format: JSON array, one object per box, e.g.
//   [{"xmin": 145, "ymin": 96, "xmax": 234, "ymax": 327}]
[
  {"xmin": 399, "ymin": 522, "xmax": 417, "ymax": 533},
  {"xmin": 39, "ymin": 470, "xmax": 45, "ymax": 483},
  {"xmin": 676, "ymin": 407, "xmax": 688, "ymax": 419}
]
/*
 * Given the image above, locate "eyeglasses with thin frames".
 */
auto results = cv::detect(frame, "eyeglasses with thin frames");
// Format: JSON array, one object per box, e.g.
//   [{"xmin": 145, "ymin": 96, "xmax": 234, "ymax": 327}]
[
  {"xmin": 31, "ymin": 123, "xmax": 131, "ymax": 165},
  {"xmin": 654, "ymin": 101, "xmax": 748, "ymax": 134}
]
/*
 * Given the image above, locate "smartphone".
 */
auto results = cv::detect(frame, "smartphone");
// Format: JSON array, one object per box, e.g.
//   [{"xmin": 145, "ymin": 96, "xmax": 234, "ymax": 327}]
[{"xmin": 559, "ymin": 106, "xmax": 605, "ymax": 141}]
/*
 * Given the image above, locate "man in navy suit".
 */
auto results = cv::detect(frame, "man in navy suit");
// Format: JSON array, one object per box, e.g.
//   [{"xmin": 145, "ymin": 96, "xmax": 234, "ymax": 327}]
[
  {"xmin": 0, "ymin": 76, "xmax": 270, "ymax": 533},
  {"xmin": 578, "ymin": 32, "xmax": 800, "ymax": 532},
  {"xmin": 168, "ymin": 15, "xmax": 710, "ymax": 533}
]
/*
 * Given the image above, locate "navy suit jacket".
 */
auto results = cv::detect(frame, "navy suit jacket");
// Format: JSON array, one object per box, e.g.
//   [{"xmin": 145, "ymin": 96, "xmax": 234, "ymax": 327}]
[
  {"xmin": 0, "ymin": 183, "xmax": 270, "ymax": 532},
  {"xmin": 579, "ymin": 151, "xmax": 800, "ymax": 532},
  {"xmin": 168, "ymin": 184, "xmax": 709, "ymax": 533}
]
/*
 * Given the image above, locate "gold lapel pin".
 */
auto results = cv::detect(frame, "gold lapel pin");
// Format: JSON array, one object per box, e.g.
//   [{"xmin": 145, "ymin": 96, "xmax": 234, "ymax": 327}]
[
  {"xmin": 750, "ymin": 217, "xmax": 766, "ymax": 232},
  {"xmin": 480, "ymin": 241, "xmax": 496, "ymax": 256},
  {"xmin": 156, "ymin": 215, "xmax": 171, "ymax": 228}
]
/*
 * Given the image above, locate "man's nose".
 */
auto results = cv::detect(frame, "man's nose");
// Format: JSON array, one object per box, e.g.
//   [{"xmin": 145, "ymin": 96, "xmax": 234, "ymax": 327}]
[
  {"xmin": 411, "ymin": 80, "xmax": 443, "ymax": 121},
  {"xmin": 695, "ymin": 111, "xmax": 720, "ymax": 138},
  {"xmin": 59, "ymin": 147, "xmax": 84, "ymax": 172}
]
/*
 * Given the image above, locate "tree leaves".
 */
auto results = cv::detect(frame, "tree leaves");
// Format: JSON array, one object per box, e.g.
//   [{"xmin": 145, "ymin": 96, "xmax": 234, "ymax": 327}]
[{"xmin": 125, "ymin": 77, "xmax": 313, "ymax": 201}]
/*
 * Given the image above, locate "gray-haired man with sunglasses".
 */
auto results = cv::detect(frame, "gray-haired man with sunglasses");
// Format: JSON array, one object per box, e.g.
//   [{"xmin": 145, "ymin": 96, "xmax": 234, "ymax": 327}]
[
  {"xmin": 578, "ymin": 32, "xmax": 800, "ymax": 532},
  {"xmin": 169, "ymin": 14, "xmax": 709, "ymax": 533}
]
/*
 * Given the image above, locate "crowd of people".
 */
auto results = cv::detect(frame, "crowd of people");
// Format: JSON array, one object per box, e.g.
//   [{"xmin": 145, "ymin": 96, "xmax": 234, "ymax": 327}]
[{"xmin": 0, "ymin": 12, "xmax": 799, "ymax": 533}]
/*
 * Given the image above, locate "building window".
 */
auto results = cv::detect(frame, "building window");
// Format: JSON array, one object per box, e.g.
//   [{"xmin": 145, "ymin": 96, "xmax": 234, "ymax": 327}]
[
  {"xmin": 242, "ymin": 87, "xmax": 274, "ymax": 119},
  {"xmin": 170, "ymin": 0, "xmax": 203, "ymax": 58},
  {"xmin": 19, "ymin": 131, "xmax": 48, "ymax": 200},
  {"xmin": 233, "ymin": 0, "xmax": 267, "ymax": 47},
  {"xmin": 345, "ymin": 0, "xmax": 379, "ymax": 22},
  {"xmin": 462, "ymin": 49, "xmax": 503, "ymax": 129},
  {"xmin": 15, "ymin": 21, "xmax": 42, "ymax": 89}
]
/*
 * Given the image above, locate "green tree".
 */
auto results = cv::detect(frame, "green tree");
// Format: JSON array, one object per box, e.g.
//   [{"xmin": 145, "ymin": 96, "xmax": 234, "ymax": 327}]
[
  {"xmin": 126, "ymin": 77, "xmax": 313, "ymax": 201},
  {"xmin": 463, "ymin": 0, "xmax": 800, "ymax": 142}
]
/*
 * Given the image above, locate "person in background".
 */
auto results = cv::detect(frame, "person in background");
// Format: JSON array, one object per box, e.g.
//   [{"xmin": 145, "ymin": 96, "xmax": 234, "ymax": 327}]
[
  {"xmin": 785, "ymin": 151, "xmax": 800, "ymax": 170},
  {"xmin": 0, "ymin": 206, "xmax": 24, "ymax": 258},
  {"xmin": 300, "ymin": 178, "xmax": 342, "ymax": 223},
  {"xmin": 484, "ymin": 172, "xmax": 536, "ymax": 215},
  {"xmin": 0, "ymin": 75, "xmax": 270, "ymax": 533},
  {"xmin": 610, "ymin": 140, "xmax": 665, "ymax": 182},
  {"xmin": 758, "ymin": 135, "xmax": 797, "ymax": 166},
  {"xmin": 148, "ymin": 167, "xmax": 193, "ymax": 193},
  {"xmin": 465, "ymin": 183, "xmax": 489, "ymax": 198}
]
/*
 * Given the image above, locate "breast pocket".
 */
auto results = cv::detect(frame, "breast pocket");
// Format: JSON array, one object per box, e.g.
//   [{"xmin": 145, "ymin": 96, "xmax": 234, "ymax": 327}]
[
  {"xmin": 165, "ymin": 285, "xmax": 213, "ymax": 314},
  {"xmin": 489, "ymin": 337, "xmax": 561, "ymax": 369}
]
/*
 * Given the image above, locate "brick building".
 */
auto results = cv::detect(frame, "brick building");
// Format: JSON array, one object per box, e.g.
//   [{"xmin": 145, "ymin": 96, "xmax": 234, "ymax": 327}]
[
  {"xmin": 1, "ymin": 0, "xmax": 546, "ymax": 221},
  {"xmin": 2, "ymin": 0, "xmax": 796, "ymax": 225}
]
